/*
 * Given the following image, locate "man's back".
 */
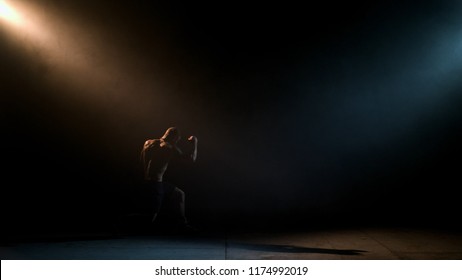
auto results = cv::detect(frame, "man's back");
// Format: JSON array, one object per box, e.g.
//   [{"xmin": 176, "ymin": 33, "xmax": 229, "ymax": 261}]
[{"xmin": 141, "ymin": 139, "xmax": 180, "ymax": 182}]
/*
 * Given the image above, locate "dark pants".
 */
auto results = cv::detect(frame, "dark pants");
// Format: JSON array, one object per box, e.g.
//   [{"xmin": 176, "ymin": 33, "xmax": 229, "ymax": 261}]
[{"xmin": 142, "ymin": 181, "xmax": 187, "ymax": 225}]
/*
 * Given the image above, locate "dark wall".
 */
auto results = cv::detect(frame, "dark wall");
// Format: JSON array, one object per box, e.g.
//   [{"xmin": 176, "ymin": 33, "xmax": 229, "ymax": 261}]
[{"xmin": 2, "ymin": 0, "xmax": 461, "ymax": 236}]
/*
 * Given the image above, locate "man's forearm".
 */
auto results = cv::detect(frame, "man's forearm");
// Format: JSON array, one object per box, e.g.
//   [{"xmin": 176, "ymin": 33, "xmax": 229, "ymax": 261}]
[
  {"xmin": 191, "ymin": 144, "xmax": 197, "ymax": 162},
  {"xmin": 187, "ymin": 136, "xmax": 198, "ymax": 162}
]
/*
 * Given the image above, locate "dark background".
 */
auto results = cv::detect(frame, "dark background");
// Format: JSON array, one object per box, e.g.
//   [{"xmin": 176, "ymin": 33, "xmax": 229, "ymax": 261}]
[{"xmin": 1, "ymin": 0, "xmax": 461, "ymax": 237}]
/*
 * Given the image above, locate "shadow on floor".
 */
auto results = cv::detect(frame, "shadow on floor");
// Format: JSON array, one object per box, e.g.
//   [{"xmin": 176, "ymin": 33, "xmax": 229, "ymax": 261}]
[{"xmin": 231, "ymin": 242, "xmax": 367, "ymax": 256}]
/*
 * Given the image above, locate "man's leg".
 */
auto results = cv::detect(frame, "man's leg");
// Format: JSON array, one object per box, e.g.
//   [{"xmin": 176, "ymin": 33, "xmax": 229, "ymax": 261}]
[
  {"xmin": 170, "ymin": 187, "xmax": 188, "ymax": 226},
  {"xmin": 164, "ymin": 183, "xmax": 197, "ymax": 233},
  {"xmin": 149, "ymin": 182, "xmax": 164, "ymax": 224}
]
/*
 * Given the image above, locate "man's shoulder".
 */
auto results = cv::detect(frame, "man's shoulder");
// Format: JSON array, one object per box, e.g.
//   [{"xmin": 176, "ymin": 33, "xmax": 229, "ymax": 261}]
[{"xmin": 144, "ymin": 139, "xmax": 161, "ymax": 148}]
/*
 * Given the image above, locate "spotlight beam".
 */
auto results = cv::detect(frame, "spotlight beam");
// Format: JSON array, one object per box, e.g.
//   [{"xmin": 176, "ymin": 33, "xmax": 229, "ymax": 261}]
[{"xmin": 0, "ymin": 0, "xmax": 22, "ymax": 25}]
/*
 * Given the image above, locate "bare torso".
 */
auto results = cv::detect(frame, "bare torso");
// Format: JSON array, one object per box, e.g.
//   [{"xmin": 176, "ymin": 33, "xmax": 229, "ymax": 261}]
[{"xmin": 141, "ymin": 139, "xmax": 180, "ymax": 182}]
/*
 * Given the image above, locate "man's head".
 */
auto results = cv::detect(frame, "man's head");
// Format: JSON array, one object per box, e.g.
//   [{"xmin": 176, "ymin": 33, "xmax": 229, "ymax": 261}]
[{"xmin": 161, "ymin": 127, "xmax": 181, "ymax": 143}]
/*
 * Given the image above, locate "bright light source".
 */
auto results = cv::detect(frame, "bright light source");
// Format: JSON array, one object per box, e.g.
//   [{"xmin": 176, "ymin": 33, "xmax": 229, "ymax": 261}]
[{"xmin": 0, "ymin": 0, "xmax": 22, "ymax": 25}]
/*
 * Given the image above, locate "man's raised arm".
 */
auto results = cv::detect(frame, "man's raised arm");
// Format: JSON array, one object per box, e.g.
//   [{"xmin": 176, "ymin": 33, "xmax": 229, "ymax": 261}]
[{"xmin": 187, "ymin": 136, "xmax": 198, "ymax": 162}]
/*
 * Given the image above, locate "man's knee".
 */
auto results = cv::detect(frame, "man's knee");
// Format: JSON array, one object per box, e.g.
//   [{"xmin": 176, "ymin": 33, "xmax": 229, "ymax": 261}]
[{"xmin": 172, "ymin": 187, "xmax": 185, "ymax": 202}]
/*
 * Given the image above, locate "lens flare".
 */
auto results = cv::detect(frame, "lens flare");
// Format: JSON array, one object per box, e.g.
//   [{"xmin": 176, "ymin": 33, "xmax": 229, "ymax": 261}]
[{"xmin": 0, "ymin": 0, "xmax": 22, "ymax": 25}]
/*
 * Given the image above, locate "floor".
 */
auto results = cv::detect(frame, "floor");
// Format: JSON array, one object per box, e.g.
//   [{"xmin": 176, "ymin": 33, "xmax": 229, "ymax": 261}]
[{"xmin": 2, "ymin": 227, "xmax": 462, "ymax": 260}]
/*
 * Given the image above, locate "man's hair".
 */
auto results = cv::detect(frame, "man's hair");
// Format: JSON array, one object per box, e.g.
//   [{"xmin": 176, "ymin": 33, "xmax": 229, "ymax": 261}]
[{"xmin": 161, "ymin": 127, "xmax": 181, "ymax": 143}]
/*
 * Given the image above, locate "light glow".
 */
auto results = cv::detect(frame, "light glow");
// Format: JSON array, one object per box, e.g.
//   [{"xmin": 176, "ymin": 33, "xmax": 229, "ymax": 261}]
[
  {"xmin": 0, "ymin": 0, "xmax": 22, "ymax": 25},
  {"xmin": 0, "ymin": 0, "xmax": 175, "ymax": 131}
]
